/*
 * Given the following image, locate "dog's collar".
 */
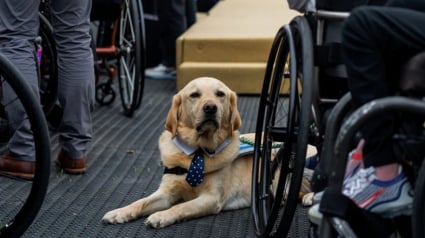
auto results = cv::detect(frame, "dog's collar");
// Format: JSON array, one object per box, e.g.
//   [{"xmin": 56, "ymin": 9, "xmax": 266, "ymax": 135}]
[
  {"xmin": 172, "ymin": 135, "xmax": 232, "ymax": 157},
  {"xmin": 164, "ymin": 166, "xmax": 188, "ymax": 175}
]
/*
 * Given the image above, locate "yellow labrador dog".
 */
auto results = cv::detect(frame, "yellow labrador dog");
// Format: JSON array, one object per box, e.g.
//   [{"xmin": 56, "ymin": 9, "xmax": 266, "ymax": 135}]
[{"xmin": 102, "ymin": 77, "xmax": 312, "ymax": 228}]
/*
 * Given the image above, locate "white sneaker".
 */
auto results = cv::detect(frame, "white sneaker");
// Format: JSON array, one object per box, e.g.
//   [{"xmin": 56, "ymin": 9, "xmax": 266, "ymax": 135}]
[{"xmin": 145, "ymin": 64, "xmax": 176, "ymax": 80}]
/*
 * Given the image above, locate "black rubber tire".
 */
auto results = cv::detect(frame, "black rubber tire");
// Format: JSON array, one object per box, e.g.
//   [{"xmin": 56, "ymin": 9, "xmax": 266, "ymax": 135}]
[
  {"xmin": 252, "ymin": 16, "xmax": 314, "ymax": 237},
  {"xmin": 96, "ymin": 82, "xmax": 116, "ymax": 106},
  {"xmin": 0, "ymin": 53, "xmax": 51, "ymax": 238},
  {"xmin": 117, "ymin": 0, "xmax": 146, "ymax": 117},
  {"xmin": 413, "ymin": 158, "xmax": 425, "ymax": 238}
]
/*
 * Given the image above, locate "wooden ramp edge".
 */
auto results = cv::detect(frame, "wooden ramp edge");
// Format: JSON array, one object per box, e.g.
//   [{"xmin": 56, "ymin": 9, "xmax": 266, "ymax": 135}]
[{"xmin": 177, "ymin": 0, "xmax": 299, "ymax": 94}]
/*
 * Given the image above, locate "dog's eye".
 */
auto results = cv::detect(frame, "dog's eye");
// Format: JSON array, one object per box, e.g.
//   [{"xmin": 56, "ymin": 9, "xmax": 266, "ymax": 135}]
[
  {"xmin": 216, "ymin": 91, "xmax": 225, "ymax": 97},
  {"xmin": 190, "ymin": 92, "xmax": 200, "ymax": 98}
]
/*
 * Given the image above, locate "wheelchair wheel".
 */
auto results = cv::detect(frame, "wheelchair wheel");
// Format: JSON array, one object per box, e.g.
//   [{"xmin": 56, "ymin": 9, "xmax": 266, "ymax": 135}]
[
  {"xmin": 319, "ymin": 97, "xmax": 425, "ymax": 238},
  {"xmin": 38, "ymin": 13, "xmax": 58, "ymax": 116},
  {"xmin": 117, "ymin": 0, "xmax": 146, "ymax": 117},
  {"xmin": 96, "ymin": 82, "xmax": 116, "ymax": 106},
  {"xmin": 0, "ymin": 53, "xmax": 50, "ymax": 237},
  {"xmin": 413, "ymin": 160, "xmax": 425, "ymax": 238},
  {"xmin": 252, "ymin": 16, "xmax": 314, "ymax": 237}
]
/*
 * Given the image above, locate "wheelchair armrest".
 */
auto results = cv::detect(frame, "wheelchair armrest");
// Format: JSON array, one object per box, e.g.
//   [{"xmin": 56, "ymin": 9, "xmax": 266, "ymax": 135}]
[{"xmin": 319, "ymin": 187, "xmax": 397, "ymax": 237}]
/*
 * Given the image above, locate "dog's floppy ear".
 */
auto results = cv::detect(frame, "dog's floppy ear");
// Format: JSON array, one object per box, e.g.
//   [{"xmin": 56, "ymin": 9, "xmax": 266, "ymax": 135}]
[
  {"xmin": 229, "ymin": 91, "xmax": 241, "ymax": 133},
  {"xmin": 165, "ymin": 94, "xmax": 182, "ymax": 136}
]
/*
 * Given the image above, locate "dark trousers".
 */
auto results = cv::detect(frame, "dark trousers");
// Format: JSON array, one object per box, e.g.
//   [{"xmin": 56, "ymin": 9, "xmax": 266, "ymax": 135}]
[
  {"xmin": 157, "ymin": 0, "xmax": 187, "ymax": 68},
  {"xmin": 342, "ymin": 5, "xmax": 425, "ymax": 167}
]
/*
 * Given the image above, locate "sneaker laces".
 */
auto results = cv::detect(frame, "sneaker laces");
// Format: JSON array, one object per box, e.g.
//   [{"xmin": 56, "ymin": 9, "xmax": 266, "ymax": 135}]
[{"xmin": 343, "ymin": 167, "xmax": 375, "ymax": 197}]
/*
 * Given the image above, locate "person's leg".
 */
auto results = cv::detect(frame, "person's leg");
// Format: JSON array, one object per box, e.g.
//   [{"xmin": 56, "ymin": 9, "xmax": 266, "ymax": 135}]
[
  {"xmin": 342, "ymin": 6, "xmax": 425, "ymax": 168},
  {"xmin": 158, "ymin": 0, "xmax": 186, "ymax": 68},
  {"xmin": 146, "ymin": 0, "xmax": 187, "ymax": 80},
  {"xmin": 50, "ymin": 0, "xmax": 94, "ymax": 171},
  {"xmin": 341, "ymin": 6, "xmax": 425, "ymax": 217},
  {"xmin": 0, "ymin": 0, "xmax": 40, "ymax": 162},
  {"xmin": 185, "ymin": 0, "xmax": 197, "ymax": 28}
]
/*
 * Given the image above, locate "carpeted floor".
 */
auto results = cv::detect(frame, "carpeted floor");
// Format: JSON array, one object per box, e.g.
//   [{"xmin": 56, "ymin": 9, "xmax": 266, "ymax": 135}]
[{"xmin": 0, "ymin": 78, "xmax": 309, "ymax": 238}]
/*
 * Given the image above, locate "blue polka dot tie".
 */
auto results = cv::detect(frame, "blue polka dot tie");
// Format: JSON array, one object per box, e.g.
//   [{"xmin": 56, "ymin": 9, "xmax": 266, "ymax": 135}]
[{"xmin": 186, "ymin": 149, "xmax": 204, "ymax": 187}]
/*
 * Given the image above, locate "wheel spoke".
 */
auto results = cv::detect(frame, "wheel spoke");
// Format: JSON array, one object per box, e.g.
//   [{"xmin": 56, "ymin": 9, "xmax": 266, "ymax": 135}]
[
  {"xmin": 116, "ymin": 0, "xmax": 144, "ymax": 116},
  {"xmin": 119, "ymin": 57, "xmax": 135, "ymax": 104}
]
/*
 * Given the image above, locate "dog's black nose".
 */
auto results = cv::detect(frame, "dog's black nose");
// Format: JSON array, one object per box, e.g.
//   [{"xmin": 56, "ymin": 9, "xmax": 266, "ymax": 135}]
[{"xmin": 203, "ymin": 103, "xmax": 217, "ymax": 114}]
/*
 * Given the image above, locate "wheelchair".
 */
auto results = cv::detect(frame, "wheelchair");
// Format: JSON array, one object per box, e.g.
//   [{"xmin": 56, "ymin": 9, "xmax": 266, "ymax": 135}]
[
  {"xmin": 91, "ymin": 0, "xmax": 146, "ymax": 117},
  {"xmin": 38, "ymin": 0, "xmax": 146, "ymax": 119},
  {"xmin": 250, "ymin": 0, "xmax": 386, "ymax": 237},
  {"xmin": 38, "ymin": 2, "xmax": 146, "ymax": 127},
  {"xmin": 310, "ymin": 51, "xmax": 425, "ymax": 237}
]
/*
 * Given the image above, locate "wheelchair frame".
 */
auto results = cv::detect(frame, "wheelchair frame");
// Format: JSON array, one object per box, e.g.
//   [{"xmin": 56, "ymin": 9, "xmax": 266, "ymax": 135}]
[
  {"xmin": 248, "ymin": 0, "xmax": 399, "ymax": 235},
  {"xmin": 251, "ymin": 16, "xmax": 314, "ymax": 237},
  {"xmin": 316, "ymin": 95, "xmax": 425, "ymax": 238},
  {"xmin": 93, "ymin": 0, "xmax": 146, "ymax": 117},
  {"xmin": 251, "ymin": 7, "xmax": 351, "ymax": 237},
  {"xmin": 39, "ymin": 0, "xmax": 146, "ymax": 118},
  {"xmin": 250, "ymin": 0, "xmax": 425, "ymax": 236}
]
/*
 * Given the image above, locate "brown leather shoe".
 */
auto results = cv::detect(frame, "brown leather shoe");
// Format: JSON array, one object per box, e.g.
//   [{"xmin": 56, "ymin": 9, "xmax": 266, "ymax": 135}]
[
  {"xmin": 0, "ymin": 151, "xmax": 35, "ymax": 180},
  {"xmin": 56, "ymin": 150, "xmax": 87, "ymax": 174}
]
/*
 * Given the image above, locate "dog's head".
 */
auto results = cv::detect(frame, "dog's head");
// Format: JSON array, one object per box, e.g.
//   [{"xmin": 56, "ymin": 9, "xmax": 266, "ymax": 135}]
[{"xmin": 165, "ymin": 77, "xmax": 241, "ymax": 147}]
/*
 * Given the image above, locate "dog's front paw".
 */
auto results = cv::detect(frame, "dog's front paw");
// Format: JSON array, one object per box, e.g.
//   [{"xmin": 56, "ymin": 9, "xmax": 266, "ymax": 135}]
[
  {"xmin": 302, "ymin": 192, "xmax": 315, "ymax": 206},
  {"xmin": 102, "ymin": 208, "xmax": 133, "ymax": 224},
  {"xmin": 145, "ymin": 211, "xmax": 174, "ymax": 228}
]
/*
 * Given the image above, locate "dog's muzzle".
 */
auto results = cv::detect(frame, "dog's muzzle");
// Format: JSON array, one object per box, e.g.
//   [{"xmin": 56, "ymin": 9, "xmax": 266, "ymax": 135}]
[
  {"xmin": 196, "ymin": 102, "xmax": 219, "ymax": 132},
  {"xmin": 203, "ymin": 103, "xmax": 217, "ymax": 115}
]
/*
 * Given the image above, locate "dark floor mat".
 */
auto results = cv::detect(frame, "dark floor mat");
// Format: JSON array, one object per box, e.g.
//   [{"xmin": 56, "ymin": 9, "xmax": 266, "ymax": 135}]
[{"xmin": 0, "ymin": 79, "xmax": 310, "ymax": 237}]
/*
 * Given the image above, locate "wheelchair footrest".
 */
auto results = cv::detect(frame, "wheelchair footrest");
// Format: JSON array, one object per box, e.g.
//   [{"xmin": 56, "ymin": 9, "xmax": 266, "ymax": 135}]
[{"xmin": 319, "ymin": 188, "xmax": 397, "ymax": 237}]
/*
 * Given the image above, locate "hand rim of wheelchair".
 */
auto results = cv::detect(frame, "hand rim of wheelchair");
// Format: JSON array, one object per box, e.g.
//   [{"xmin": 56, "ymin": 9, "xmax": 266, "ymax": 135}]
[
  {"xmin": 251, "ymin": 16, "xmax": 314, "ymax": 237},
  {"xmin": 0, "ymin": 53, "xmax": 51, "ymax": 238},
  {"xmin": 318, "ymin": 97, "xmax": 425, "ymax": 237},
  {"xmin": 117, "ymin": 0, "xmax": 145, "ymax": 117}
]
